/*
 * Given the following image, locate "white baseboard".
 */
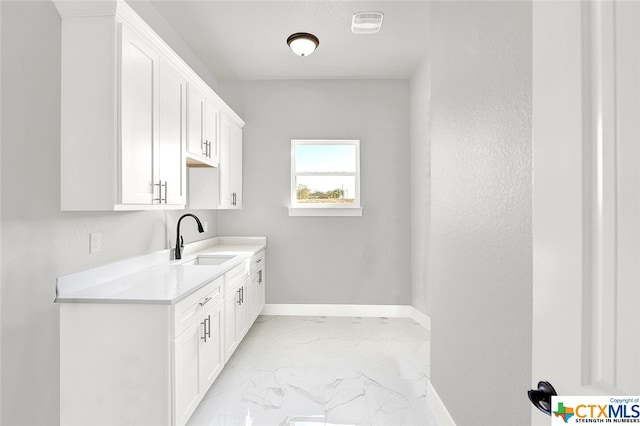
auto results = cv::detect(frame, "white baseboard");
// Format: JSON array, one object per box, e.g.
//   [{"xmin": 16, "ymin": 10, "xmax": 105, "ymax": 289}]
[
  {"xmin": 262, "ymin": 304, "xmax": 413, "ymax": 318},
  {"xmin": 410, "ymin": 307, "xmax": 431, "ymax": 331},
  {"xmin": 261, "ymin": 304, "xmax": 431, "ymax": 330},
  {"xmin": 427, "ymin": 381, "xmax": 457, "ymax": 426}
]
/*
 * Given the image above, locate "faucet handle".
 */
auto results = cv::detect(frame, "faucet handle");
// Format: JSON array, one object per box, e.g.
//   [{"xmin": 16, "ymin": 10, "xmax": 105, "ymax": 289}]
[{"xmin": 180, "ymin": 235, "xmax": 184, "ymax": 249}]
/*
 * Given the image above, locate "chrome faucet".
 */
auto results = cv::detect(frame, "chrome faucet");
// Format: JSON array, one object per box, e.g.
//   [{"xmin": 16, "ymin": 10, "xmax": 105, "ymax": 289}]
[{"xmin": 175, "ymin": 213, "xmax": 205, "ymax": 260}]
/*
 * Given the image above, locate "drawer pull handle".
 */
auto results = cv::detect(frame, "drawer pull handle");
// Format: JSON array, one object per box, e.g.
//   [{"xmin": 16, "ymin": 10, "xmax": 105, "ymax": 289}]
[
  {"xmin": 256, "ymin": 259, "xmax": 263, "ymax": 263},
  {"xmin": 199, "ymin": 297, "xmax": 212, "ymax": 307}
]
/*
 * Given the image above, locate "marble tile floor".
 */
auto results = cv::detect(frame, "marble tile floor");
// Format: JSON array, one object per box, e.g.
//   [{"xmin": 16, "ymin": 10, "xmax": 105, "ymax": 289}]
[{"xmin": 187, "ymin": 315, "xmax": 436, "ymax": 426}]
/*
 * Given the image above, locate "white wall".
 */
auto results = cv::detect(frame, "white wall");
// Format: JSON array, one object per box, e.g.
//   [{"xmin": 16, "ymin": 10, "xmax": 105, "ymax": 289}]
[
  {"xmin": 429, "ymin": 2, "xmax": 532, "ymax": 425},
  {"xmin": 217, "ymin": 80, "xmax": 411, "ymax": 306},
  {"xmin": 0, "ymin": 2, "xmax": 219, "ymax": 423},
  {"xmin": 410, "ymin": 56, "xmax": 430, "ymax": 316}
]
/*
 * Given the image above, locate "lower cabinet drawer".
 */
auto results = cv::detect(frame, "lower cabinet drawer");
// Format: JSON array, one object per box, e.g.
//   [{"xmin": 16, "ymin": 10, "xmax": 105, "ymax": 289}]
[
  {"xmin": 224, "ymin": 262, "xmax": 248, "ymax": 295},
  {"xmin": 250, "ymin": 250, "xmax": 265, "ymax": 274},
  {"xmin": 173, "ymin": 277, "xmax": 222, "ymax": 338}
]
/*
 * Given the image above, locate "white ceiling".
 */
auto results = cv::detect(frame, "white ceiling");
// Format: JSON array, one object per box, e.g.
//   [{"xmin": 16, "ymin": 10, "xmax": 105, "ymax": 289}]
[{"xmin": 146, "ymin": 0, "xmax": 429, "ymax": 80}]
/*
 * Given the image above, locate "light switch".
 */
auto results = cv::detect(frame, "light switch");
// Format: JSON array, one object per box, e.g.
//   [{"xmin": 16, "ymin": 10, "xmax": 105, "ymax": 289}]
[{"xmin": 90, "ymin": 232, "xmax": 102, "ymax": 254}]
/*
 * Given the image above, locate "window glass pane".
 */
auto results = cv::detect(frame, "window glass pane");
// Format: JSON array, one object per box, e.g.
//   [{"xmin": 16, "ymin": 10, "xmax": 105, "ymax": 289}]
[
  {"xmin": 296, "ymin": 176, "xmax": 356, "ymax": 204},
  {"xmin": 295, "ymin": 144, "xmax": 356, "ymax": 173}
]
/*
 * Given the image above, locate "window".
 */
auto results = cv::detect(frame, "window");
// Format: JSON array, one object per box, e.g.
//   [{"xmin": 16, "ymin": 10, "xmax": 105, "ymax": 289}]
[{"xmin": 289, "ymin": 139, "xmax": 362, "ymax": 216}]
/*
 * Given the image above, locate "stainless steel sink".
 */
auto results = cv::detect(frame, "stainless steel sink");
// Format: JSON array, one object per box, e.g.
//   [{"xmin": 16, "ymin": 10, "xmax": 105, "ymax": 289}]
[{"xmin": 182, "ymin": 255, "xmax": 235, "ymax": 266}]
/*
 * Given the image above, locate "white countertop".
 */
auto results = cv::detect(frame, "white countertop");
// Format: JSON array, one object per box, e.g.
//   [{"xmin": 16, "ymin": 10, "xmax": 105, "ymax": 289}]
[{"xmin": 55, "ymin": 237, "xmax": 266, "ymax": 305}]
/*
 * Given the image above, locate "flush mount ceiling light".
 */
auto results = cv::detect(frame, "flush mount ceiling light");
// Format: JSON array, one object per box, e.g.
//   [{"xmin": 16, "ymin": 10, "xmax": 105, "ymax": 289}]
[
  {"xmin": 287, "ymin": 32, "xmax": 319, "ymax": 57},
  {"xmin": 351, "ymin": 11, "xmax": 384, "ymax": 34}
]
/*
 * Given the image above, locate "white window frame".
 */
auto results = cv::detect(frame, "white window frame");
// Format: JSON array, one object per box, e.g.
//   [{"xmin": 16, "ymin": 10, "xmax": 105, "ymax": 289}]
[{"xmin": 289, "ymin": 139, "xmax": 362, "ymax": 217}]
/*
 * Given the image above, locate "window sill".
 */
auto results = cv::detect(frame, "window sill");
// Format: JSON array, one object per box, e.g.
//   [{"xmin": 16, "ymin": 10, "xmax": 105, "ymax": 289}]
[{"xmin": 288, "ymin": 207, "xmax": 363, "ymax": 217}]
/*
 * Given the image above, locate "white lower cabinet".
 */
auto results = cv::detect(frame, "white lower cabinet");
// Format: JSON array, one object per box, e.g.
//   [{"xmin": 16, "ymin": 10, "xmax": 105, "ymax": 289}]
[
  {"xmin": 173, "ymin": 297, "xmax": 223, "ymax": 426},
  {"xmin": 174, "ymin": 318, "xmax": 202, "ymax": 425},
  {"xmin": 249, "ymin": 251, "xmax": 266, "ymax": 324},
  {"xmin": 59, "ymin": 253, "xmax": 266, "ymax": 426},
  {"xmin": 223, "ymin": 263, "xmax": 250, "ymax": 361}
]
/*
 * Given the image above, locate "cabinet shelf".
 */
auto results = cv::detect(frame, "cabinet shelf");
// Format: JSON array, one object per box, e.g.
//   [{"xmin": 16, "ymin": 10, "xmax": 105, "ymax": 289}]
[{"xmin": 186, "ymin": 154, "xmax": 217, "ymax": 168}]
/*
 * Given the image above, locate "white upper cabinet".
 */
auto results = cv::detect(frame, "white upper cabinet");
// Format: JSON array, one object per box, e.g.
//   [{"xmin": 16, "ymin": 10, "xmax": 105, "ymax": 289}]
[
  {"xmin": 186, "ymin": 84, "xmax": 220, "ymax": 167},
  {"xmin": 120, "ymin": 25, "xmax": 159, "ymax": 205},
  {"xmin": 120, "ymin": 27, "xmax": 186, "ymax": 207},
  {"xmin": 187, "ymin": 84, "xmax": 206, "ymax": 162},
  {"xmin": 54, "ymin": 0, "xmax": 241, "ymax": 211},
  {"xmin": 188, "ymin": 113, "xmax": 244, "ymax": 210},
  {"xmin": 218, "ymin": 113, "xmax": 243, "ymax": 209},
  {"xmin": 158, "ymin": 58, "xmax": 187, "ymax": 205},
  {"xmin": 204, "ymin": 98, "xmax": 221, "ymax": 165}
]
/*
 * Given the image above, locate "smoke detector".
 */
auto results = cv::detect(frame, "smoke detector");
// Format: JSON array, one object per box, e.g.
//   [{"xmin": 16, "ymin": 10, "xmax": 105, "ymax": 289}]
[{"xmin": 351, "ymin": 11, "xmax": 384, "ymax": 34}]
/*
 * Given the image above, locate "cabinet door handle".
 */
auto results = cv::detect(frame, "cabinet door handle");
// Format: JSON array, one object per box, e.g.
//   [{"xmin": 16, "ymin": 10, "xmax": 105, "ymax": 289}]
[
  {"xmin": 258, "ymin": 270, "xmax": 262, "ymax": 284},
  {"xmin": 240, "ymin": 286, "xmax": 244, "ymax": 304},
  {"xmin": 199, "ymin": 296, "xmax": 212, "ymax": 307},
  {"xmin": 153, "ymin": 180, "xmax": 162, "ymax": 203},
  {"xmin": 162, "ymin": 181, "xmax": 167, "ymax": 204},
  {"xmin": 237, "ymin": 289, "xmax": 241, "ymax": 305},
  {"xmin": 200, "ymin": 318, "xmax": 207, "ymax": 343},
  {"xmin": 206, "ymin": 315, "xmax": 211, "ymax": 339}
]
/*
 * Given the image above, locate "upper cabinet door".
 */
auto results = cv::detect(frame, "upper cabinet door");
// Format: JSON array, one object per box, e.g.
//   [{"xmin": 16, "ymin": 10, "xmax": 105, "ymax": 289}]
[
  {"xmin": 120, "ymin": 25, "xmax": 159, "ymax": 205},
  {"xmin": 186, "ymin": 83, "xmax": 220, "ymax": 167},
  {"xmin": 158, "ymin": 58, "xmax": 186, "ymax": 205},
  {"xmin": 229, "ymin": 123, "xmax": 243, "ymax": 208},
  {"xmin": 218, "ymin": 114, "xmax": 232, "ymax": 209},
  {"xmin": 186, "ymin": 83, "xmax": 205, "ymax": 160},
  {"xmin": 218, "ymin": 113, "xmax": 243, "ymax": 209},
  {"xmin": 204, "ymin": 99, "xmax": 220, "ymax": 166}
]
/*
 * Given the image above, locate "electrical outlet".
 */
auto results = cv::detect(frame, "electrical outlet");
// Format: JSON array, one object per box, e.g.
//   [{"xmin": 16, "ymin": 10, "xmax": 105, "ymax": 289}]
[
  {"xmin": 90, "ymin": 232, "xmax": 102, "ymax": 254},
  {"xmin": 203, "ymin": 221, "xmax": 209, "ymax": 232}
]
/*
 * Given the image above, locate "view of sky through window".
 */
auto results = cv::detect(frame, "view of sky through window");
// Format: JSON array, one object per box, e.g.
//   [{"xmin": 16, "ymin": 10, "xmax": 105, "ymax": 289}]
[
  {"xmin": 294, "ymin": 144, "xmax": 357, "ymax": 201},
  {"xmin": 295, "ymin": 145, "xmax": 356, "ymax": 173}
]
